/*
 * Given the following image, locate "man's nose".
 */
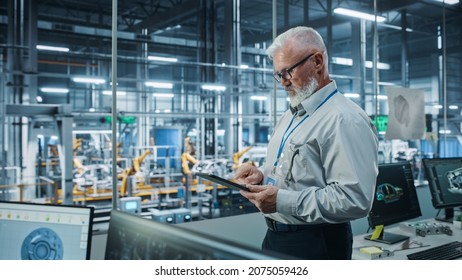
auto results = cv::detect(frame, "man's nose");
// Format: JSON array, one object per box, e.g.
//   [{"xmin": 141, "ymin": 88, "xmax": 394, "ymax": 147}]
[{"xmin": 280, "ymin": 76, "xmax": 291, "ymax": 87}]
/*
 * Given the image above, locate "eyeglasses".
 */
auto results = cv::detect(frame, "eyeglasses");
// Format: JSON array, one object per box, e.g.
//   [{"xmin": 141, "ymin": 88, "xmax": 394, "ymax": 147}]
[{"xmin": 272, "ymin": 52, "xmax": 316, "ymax": 82}]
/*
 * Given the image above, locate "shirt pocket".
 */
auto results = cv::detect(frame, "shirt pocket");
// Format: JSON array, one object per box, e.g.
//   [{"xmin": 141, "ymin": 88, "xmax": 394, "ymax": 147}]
[
  {"xmin": 286, "ymin": 143, "xmax": 309, "ymax": 183},
  {"xmin": 273, "ymin": 141, "xmax": 309, "ymax": 186}
]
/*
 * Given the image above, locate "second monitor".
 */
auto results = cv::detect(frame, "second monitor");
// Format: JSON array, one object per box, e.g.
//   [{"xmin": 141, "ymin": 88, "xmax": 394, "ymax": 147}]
[
  {"xmin": 423, "ymin": 157, "xmax": 462, "ymax": 222},
  {"xmin": 365, "ymin": 161, "xmax": 422, "ymax": 244}
]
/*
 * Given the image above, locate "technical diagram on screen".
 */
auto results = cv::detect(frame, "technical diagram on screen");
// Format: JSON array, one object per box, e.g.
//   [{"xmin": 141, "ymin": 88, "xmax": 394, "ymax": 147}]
[{"xmin": 0, "ymin": 201, "xmax": 94, "ymax": 260}]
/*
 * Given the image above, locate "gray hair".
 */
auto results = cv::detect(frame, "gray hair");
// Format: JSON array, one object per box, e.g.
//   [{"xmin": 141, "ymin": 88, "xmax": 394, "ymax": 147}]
[{"xmin": 266, "ymin": 26, "xmax": 327, "ymax": 61}]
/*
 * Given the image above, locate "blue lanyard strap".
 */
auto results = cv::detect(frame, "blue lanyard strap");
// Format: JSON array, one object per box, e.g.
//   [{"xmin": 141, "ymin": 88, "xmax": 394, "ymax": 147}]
[{"xmin": 273, "ymin": 89, "xmax": 338, "ymax": 167}]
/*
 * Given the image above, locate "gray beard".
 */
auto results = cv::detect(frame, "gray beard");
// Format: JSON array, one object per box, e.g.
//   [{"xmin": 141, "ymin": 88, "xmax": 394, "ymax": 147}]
[{"xmin": 288, "ymin": 78, "xmax": 318, "ymax": 108}]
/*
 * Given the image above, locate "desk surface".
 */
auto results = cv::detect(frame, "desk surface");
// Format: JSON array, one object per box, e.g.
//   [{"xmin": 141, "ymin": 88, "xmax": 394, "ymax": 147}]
[{"xmin": 353, "ymin": 219, "xmax": 462, "ymax": 260}]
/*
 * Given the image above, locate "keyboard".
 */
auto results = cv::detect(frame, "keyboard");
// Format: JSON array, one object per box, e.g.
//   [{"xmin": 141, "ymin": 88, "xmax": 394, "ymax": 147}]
[{"xmin": 407, "ymin": 241, "xmax": 462, "ymax": 260}]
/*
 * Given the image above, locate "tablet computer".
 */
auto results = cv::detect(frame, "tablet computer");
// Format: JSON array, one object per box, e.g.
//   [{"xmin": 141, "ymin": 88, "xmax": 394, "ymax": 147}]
[{"xmin": 195, "ymin": 173, "xmax": 249, "ymax": 192}]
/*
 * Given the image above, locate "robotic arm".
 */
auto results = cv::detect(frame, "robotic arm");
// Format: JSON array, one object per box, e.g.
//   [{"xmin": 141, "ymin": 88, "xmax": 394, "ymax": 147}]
[{"xmin": 232, "ymin": 146, "xmax": 253, "ymax": 169}]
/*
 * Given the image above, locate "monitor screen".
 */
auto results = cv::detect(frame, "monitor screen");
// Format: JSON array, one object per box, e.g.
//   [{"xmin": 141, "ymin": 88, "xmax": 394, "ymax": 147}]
[
  {"xmin": 365, "ymin": 162, "xmax": 422, "ymax": 244},
  {"xmin": 422, "ymin": 157, "xmax": 462, "ymax": 222},
  {"xmin": 105, "ymin": 210, "xmax": 283, "ymax": 260},
  {"xmin": 0, "ymin": 201, "xmax": 94, "ymax": 260}
]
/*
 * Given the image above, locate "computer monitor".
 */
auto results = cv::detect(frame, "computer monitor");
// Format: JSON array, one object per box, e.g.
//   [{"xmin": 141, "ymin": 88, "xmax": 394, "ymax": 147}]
[
  {"xmin": 105, "ymin": 210, "xmax": 283, "ymax": 260},
  {"xmin": 0, "ymin": 201, "xmax": 94, "ymax": 260},
  {"xmin": 365, "ymin": 162, "xmax": 422, "ymax": 244},
  {"xmin": 422, "ymin": 157, "xmax": 462, "ymax": 223}
]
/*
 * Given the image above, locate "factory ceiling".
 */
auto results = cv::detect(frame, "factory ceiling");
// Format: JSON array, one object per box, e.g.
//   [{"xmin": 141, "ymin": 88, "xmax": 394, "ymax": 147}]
[{"xmin": 0, "ymin": 0, "xmax": 461, "ymax": 126}]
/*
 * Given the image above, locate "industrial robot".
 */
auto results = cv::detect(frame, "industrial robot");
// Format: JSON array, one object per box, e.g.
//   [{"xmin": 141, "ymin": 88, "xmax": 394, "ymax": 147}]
[{"xmin": 118, "ymin": 150, "xmax": 152, "ymax": 197}]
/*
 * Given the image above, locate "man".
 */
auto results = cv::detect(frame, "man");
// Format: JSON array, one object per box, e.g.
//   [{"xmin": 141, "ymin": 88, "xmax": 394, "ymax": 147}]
[{"xmin": 235, "ymin": 26, "xmax": 379, "ymax": 260}]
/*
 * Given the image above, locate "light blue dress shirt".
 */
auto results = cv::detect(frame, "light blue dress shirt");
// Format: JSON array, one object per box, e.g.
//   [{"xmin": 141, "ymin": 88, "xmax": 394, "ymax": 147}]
[{"xmin": 263, "ymin": 80, "xmax": 379, "ymax": 225}]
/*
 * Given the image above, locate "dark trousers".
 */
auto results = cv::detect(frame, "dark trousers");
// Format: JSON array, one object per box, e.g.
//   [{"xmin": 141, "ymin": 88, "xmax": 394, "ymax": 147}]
[{"xmin": 262, "ymin": 222, "xmax": 353, "ymax": 260}]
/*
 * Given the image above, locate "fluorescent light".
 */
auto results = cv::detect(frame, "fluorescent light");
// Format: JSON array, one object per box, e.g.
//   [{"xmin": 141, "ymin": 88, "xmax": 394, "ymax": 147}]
[
  {"xmin": 36, "ymin": 45, "xmax": 69, "ymax": 52},
  {"xmin": 40, "ymin": 87, "xmax": 69, "ymax": 93},
  {"xmin": 344, "ymin": 93, "xmax": 360, "ymax": 99},
  {"xmin": 72, "ymin": 77, "xmax": 106, "ymax": 84},
  {"xmin": 89, "ymin": 108, "xmax": 96, "ymax": 112},
  {"xmin": 334, "ymin": 7, "xmax": 386, "ymax": 22},
  {"xmin": 434, "ymin": 0, "xmax": 459, "ymax": 5},
  {"xmin": 102, "ymin": 90, "xmax": 126, "ymax": 96},
  {"xmin": 153, "ymin": 93, "xmax": 174, "ymax": 98},
  {"xmin": 433, "ymin": 104, "xmax": 443, "ymax": 109},
  {"xmin": 164, "ymin": 109, "xmax": 171, "ymax": 113},
  {"xmin": 332, "ymin": 57, "xmax": 390, "ymax": 70},
  {"xmin": 449, "ymin": 105, "xmax": 459, "ymax": 110},
  {"xmin": 36, "ymin": 96, "xmax": 43, "ymax": 102},
  {"xmin": 332, "ymin": 57, "xmax": 353, "ymax": 66},
  {"xmin": 250, "ymin": 95, "xmax": 267, "ymax": 101},
  {"xmin": 145, "ymin": 81, "xmax": 173, "ymax": 89},
  {"xmin": 364, "ymin": 61, "xmax": 391, "ymax": 70},
  {"xmin": 148, "ymin": 56, "xmax": 178, "ymax": 63},
  {"xmin": 439, "ymin": 129, "xmax": 451, "ymax": 134},
  {"xmin": 240, "ymin": 64, "xmax": 249, "ymax": 69},
  {"xmin": 379, "ymin": 23, "xmax": 413, "ymax": 32},
  {"xmin": 201, "ymin": 84, "xmax": 226, "ymax": 91},
  {"xmin": 155, "ymin": 109, "xmax": 161, "ymax": 113},
  {"xmin": 376, "ymin": 95, "xmax": 388, "ymax": 100}
]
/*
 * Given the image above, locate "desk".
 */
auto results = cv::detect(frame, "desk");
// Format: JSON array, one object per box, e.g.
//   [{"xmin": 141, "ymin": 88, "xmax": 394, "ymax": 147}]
[{"xmin": 353, "ymin": 219, "xmax": 462, "ymax": 260}]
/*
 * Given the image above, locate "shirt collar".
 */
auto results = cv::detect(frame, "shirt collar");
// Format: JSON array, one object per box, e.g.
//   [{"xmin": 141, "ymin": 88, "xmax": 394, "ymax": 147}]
[
  {"xmin": 299, "ymin": 80, "xmax": 337, "ymax": 116},
  {"xmin": 289, "ymin": 103, "xmax": 306, "ymax": 116}
]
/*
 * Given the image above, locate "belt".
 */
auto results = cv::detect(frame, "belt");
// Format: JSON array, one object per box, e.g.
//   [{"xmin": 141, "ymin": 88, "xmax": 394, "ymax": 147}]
[{"xmin": 265, "ymin": 217, "xmax": 327, "ymax": 232}]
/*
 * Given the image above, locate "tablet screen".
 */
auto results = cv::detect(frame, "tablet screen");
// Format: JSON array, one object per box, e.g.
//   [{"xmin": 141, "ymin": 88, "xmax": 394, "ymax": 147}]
[{"xmin": 195, "ymin": 173, "xmax": 249, "ymax": 192}]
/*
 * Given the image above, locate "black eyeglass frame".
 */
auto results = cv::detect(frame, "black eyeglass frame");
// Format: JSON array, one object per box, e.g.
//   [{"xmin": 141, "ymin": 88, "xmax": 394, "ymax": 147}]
[{"xmin": 272, "ymin": 52, "xmax": 317, "ymax": 82}]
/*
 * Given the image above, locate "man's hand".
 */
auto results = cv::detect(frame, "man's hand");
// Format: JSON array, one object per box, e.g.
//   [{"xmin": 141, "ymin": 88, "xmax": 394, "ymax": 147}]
[
  {"xmin": 234, "ymin": 163, "xmax": 263, "ymax": 185},
  {"xmin": 240, "ymin": 185, "xmax": 278, "ymax": 214}
]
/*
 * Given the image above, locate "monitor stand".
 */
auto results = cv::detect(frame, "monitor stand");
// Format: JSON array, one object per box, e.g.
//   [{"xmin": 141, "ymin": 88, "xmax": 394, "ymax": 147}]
[
  {"xmin": 435, "ymin": 208, "xmax": 454, "ymax": 223},
  {"xmin": 364, "ymin": 231, "xmax": 409, "ymax": 245}
]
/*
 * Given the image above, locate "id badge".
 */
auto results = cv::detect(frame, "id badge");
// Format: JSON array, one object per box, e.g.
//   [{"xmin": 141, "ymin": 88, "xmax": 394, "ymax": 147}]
[{"xmin": 266, "ymin": 176, "xmax": 276, "ymax": 186}]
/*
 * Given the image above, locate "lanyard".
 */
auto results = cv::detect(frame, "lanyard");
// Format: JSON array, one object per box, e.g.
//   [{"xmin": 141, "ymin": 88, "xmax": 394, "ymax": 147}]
[{"xmin": 273, "ymin": 89, "xmax": 338, "ymax": 167}]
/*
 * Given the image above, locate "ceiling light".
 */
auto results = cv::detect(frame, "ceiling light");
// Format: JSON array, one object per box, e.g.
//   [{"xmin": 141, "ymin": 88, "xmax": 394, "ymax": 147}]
[
  {"xmin": 376, "ymin": 95, "xmax": 388, "ymax": 100},
  {"xmin": 201, "ymin": 84, "xmax": 226, "ymax": 91},
  {"xmin": 102, "ymin": 90, "xmax": 126, "ymax": 96},
  {"xmin": 148, "ymin": 56, "xmax": 178, "ymax": 63},
  {"xmin": 364, "ymin": 61, "xmax": 391, "ymax": 70},
  {"xmin": 434, "ymin": 0, "xmax": 459, "ymax": 5},
  {"xmin": 164, "ymin": 109, "xmax": 171, "ymax": 113},
  {"xmin": 433, "ymin": 104, "xmax": 443, "ymax": 109},
  {"xmin": 332, "ymin": 57, "xmax": 353, "ymax": 66},
  {"xmin": 36, "ymin": 45, "xmax": 69, "ymax": 52},
  {"xmin": 439, "ymin": 129, "xmax": 451, "ymax": 134},
  {"xmin": 240, "ymin": 64, "xmax": 249, "ymax": 69},
  {"xmin": 379, "ymin": 23, "xmax": 413, "ymax": 32},
  {"xmin": 344, "ymin": 93, "xmax": 360, "ymax": 98},
  {"xmin": 250, "ymin": 95, "xmax": 267, "ymax": 101},
  {"xmin": 332, "ymin": 57, "xmax": 390, "ymax": 70},
  {"xmin": 449, "ymin": 105, "xmax": 459, "ymax": 110},
  {"xmin": 333, "ymin": 7, "xmax": 386, "ymax": 22},
  {"xmin": 40, "ymin": 87, "xmax": 69, "ymax": 93},
  {"xmin": 72, "ymin": 77, "xmax": 106, "ymax": 84},
  {"xmin": 153, "ymin": 93, "xmax": 174, "ymax": 98},
  {"xmin": 145, "ymin": 81, "xmax": 173, "ymax": 89},
  {"xmin": 36, "ymin": 96, "xmax": 43, "ymax": 102}
]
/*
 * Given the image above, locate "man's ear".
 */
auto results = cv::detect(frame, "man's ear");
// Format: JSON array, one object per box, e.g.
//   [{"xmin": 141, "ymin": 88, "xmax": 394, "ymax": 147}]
[{"xmin": 313, "ymin": 52, "xmax": 324, "ymax": 74}]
